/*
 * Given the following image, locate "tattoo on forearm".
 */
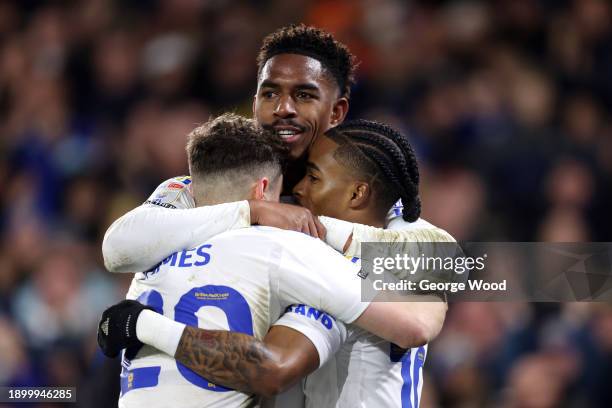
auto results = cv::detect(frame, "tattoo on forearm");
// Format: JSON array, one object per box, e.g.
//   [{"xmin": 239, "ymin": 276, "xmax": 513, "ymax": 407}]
[{"xmin": 175, "ymin": 326, "xmax": 278, "ymax": 394}]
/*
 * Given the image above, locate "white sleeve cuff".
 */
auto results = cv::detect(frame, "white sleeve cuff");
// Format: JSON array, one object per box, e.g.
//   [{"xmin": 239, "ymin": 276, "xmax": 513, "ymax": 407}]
[
  {"xmin": 136, "ymin": 309, "xmax": 186, "ymax": 357},
  {"xmin": 319, "ymin": 216, "xmax": 354, "ymax": 253},
  {"xmin": 273, "ymin": 308, "xmax": 346, "ymax": 368}
]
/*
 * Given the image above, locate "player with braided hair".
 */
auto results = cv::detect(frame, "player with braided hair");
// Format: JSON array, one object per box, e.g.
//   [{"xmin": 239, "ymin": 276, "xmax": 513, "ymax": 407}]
[
  {"xmin": 293, "ymin": 119, "xmax": 424, "ymax": 231},
  {"xmin": 291, "ymin": 119, "xmax": 446, "ymax": 408},
  {"xmin": 323, "ymin": 119, "xmax": 421, "ymax": 224}
]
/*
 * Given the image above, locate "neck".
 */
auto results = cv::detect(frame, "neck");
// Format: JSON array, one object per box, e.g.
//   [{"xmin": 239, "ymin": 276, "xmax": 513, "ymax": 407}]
[
  {"xmin": 194, "ymin": 196, "xmax": 226, "ymax": 207},
  {"xmin": 192, "ymin": 183, "xmax": 251, "ymax": 207}
]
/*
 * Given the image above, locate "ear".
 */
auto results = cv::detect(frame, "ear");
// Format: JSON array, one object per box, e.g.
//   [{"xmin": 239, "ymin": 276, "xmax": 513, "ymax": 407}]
[
  {"xmin": 330, "ymin": 97, "xmax": 349, "ymax": 127},
  {"xmin": 348, "ymin": 181, "xmax": 370, "ymax": 209},
  {"xmin": 252, "ymin": 177, "xmax": 270, "ymax": 200}
]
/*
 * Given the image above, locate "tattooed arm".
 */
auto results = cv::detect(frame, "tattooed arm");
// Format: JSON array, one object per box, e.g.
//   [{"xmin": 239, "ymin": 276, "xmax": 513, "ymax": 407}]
[{"xmin": 175, "ymin": 325, "xmax": 319, "ymax": 398}]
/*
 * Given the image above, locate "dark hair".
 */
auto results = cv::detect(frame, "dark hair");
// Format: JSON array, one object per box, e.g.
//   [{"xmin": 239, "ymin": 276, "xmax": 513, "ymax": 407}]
[
  {"xmin": 326, "ymin": 119, "xmax": 421, "ymax": 222},
  {"xmin": 257, "ymin": 24, "xmax": 357, "ymax": 98},
  {"xmin": 187, "ymin": 113, "xmax": 288, "ymax": 179}
]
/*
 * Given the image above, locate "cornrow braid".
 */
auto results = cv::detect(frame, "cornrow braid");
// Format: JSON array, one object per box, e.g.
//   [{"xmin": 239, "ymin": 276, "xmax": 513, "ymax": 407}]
[{"xmin": 326, "ymin": 119, "xmax": 421, "ymax": 222}]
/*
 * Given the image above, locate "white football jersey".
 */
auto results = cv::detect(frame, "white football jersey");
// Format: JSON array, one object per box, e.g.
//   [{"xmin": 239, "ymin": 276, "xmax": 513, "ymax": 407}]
[
  {"xmin": 305, "ymin": 320, "xmax": 427, "ymax": 408},
  {"xmin": 119, "ymin": 226, "xmax": 368, "ymax": 408}
]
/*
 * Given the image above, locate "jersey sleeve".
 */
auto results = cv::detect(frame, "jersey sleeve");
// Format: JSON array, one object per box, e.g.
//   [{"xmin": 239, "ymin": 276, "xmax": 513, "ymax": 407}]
[
  {"xmin": 102, "ymin": 176, "xmax": 251, "ymax": 273},
  {"xmin": 273, "ymin": 306, "xmax": 347, "ymax": 368},
  {"xmin": 142, "ymin": 176, "xmax": 197, "ymax": 210},
  {"xmin": 319, "ymin": 212, "xmax": 455, "ymax": 259},
  {"xmin": 318, "ymin": 216, "xmax": 354, "ymax": 253},
  {"xmin": 343, "ymin": 219, "xmax": 456, "ymax": 259},
  {"xmin": 271, "ymin": 233, "xmax": 371, "ymax": 324}
]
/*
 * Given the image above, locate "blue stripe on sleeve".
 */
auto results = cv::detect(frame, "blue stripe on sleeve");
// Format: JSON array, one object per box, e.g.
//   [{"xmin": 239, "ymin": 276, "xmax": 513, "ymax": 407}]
[{"xmin": 412, "ymin": 346, "xmax": 425, "ymax": 408}]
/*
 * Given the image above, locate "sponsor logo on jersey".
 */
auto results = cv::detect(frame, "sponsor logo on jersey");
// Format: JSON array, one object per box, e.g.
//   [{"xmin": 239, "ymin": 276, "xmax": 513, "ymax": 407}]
[
  {"xmin": 195, "ymin": 291, "xmax": 229, "ymax": 300},
  {"xmin": 167, "ymin": 182, "xmax": 184, "ymax": 190},
  {"xmin": 145, "ymin": 199, "xmax": 177, "ymax": 209},
  {"xmin": 285, "ymin": 304, "xmax": 335, "ymax": 329}
]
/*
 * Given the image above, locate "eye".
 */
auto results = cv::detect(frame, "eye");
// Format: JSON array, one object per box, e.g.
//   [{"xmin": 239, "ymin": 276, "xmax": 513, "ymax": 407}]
[
  {"xmin": 307, "ymin": 173, "xmax": 319, "ymax": 183},
  {"xmin": 261, "ymin": 90, "xmax": 276, "ymax": 98},
  {"xmin": 296, "ymin": 91, "xmax": 314, "ymax": 100}
]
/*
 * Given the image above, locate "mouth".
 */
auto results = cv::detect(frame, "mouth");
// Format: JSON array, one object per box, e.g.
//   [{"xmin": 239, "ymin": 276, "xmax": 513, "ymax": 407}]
[{"xmin": 273, "ymin": 125, "xmax": 306, "ymax": 144}]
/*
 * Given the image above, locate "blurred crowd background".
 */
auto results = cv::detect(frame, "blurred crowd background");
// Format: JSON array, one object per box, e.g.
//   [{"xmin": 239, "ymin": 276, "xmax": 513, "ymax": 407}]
[{"xmin": 1, "ymin": 0, "xmax": 611, "ymax": 407}]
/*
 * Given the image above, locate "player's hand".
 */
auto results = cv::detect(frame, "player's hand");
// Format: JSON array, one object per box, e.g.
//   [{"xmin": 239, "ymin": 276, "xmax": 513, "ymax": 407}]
[
  {"xmin": 248, "ymin": 200, "xmax": 326, "ymax": 239},
  {"xmin": 97, "ymin": 300, "xmax": 152, "ymax": 358}
]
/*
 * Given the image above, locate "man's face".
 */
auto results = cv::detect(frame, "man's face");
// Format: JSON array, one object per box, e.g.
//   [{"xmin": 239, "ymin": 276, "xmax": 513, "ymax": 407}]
[
  {"xmin": 293, "ymin": 135, "xmax": 356, "ymax": 219},
  {"xmin": 254, "ymin": 54, "xmax": 345, "ymax": 160}
]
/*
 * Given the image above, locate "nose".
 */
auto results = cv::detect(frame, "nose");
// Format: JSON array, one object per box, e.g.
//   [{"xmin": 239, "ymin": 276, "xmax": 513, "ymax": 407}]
[{"xmin": 274, "ymin": 95, "xmax": 297, "ymax": 118}]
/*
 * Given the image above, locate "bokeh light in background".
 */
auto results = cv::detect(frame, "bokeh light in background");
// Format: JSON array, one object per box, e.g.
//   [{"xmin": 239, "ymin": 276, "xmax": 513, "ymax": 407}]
[{"xmin": 1, "ymin": 0, "xmax": 611, "ymax": 407}]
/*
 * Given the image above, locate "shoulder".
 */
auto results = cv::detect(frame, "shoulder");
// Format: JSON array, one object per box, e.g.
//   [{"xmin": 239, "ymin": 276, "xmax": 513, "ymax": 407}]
[
  {"xmin": 387, "ymin": 217, "xmax": 456, "ymax": 242},
  {"xmin": 262, "ymin": 227, "xmax": 341, "ymax": 254},
  {"xmin": 144, "ymin": 176, "xmax": 195, "ymax": 209},
  {"xmin": 211, "ymin": 226, "xmax": 325, "ymax": 246},
  {"xmin": 386, "ymin": 200, "xmax": 455, "ymax": 241},
  {"xmin": 213, "ymin": 227, "xmax": 344, "ymax": 259}
]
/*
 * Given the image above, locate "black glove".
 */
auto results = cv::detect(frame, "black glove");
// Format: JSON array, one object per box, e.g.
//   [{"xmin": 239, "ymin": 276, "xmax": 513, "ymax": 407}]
[{"xmin": 97, "ymin": 299, "xmax": 152, "ymax": 358}]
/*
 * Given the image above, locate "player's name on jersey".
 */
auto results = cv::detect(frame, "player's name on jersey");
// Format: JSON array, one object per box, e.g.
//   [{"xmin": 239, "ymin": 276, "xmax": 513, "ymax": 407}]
[
  {"xmin": 145, "ymin": 244, "xmax": 213, "ymax": 275},
  {"xmin": 285, "ymin": 304, "xmax": 335, "ymax": 330}
]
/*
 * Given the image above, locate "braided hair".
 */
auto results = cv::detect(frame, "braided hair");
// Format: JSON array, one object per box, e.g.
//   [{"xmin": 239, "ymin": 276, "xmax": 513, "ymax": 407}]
[{"xmin": 325, "ymin": 119, "xmax": 421, "ymax": 222}]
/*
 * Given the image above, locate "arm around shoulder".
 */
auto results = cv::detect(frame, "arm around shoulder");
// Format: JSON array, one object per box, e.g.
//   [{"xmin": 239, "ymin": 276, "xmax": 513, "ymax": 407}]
[{"xmin": 102, "ymin": 201, "xmax": 251, "ymax": 273}]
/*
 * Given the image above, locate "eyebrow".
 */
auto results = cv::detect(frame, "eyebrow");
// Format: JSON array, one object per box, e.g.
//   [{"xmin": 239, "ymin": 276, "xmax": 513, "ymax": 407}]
[
  {"xmin": 259, "ymin": 80, "xmax": 320, "ymax": 92},
  {"xmin": 295, "ymin": 83, "xmax": 320, "ymax": 92},
  {"xmin": 306, "ymin": 161, "xmax": 321, "ymax": 172},
  {"xmin": 259, "ymin": 80, "xmax": 279, "ymax": 89}
]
